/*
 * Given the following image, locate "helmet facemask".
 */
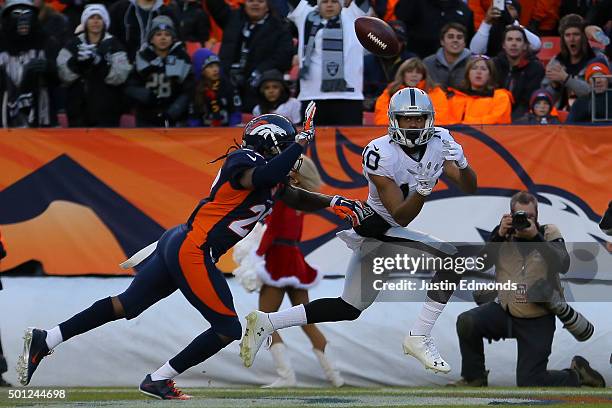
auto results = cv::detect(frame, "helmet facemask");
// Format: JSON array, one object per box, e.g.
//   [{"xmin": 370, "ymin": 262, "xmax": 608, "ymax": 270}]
[{"xmin": 387, "ymin": 87, "xmax": 436, "ymax": 148}]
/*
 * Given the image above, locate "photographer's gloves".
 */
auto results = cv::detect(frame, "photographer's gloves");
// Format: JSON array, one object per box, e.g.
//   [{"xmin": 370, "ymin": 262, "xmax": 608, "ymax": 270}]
[{"xmin": 442, "ymin": 140, "xmax": 468, "ymax": 169}]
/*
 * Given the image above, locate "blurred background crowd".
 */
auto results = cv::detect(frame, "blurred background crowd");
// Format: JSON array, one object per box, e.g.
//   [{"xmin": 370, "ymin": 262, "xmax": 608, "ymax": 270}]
[{"xmin": 0, "ymin": 0, "xmax": 610, "ymax": 128}]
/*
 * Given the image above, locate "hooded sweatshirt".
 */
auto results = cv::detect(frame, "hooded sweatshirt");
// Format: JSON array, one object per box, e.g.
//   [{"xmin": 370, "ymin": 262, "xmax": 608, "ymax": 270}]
[{"xmin": 423, "ymin": 47, "xmax": 472, "ymax": 90}]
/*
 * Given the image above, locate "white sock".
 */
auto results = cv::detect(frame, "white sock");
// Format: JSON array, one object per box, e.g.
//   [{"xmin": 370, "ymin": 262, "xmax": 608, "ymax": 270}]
[
  {"xmin": 45, "ymin": 326, "xmax": 63, "ymax": 350},
  {"xmin": 150, "ymin": 361, "xmax": 179, "ymax": 381},
  {"xmin": 410, "ymin": 298, "xmax": 446, "ymax": 336},
  {"xmin": 268, "ymin": 304, "xmax": 307, "ymax": 330}
]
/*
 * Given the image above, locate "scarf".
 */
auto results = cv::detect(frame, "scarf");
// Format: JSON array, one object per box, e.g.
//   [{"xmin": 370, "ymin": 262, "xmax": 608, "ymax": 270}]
[{"xmin": 301, "ymin": 10, "xmax": 353, "ymax": 93}]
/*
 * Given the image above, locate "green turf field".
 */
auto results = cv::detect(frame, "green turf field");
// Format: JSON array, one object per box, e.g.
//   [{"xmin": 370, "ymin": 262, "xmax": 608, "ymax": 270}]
[{"xmin": 1, "ymin": 387, "xmax": 612, "ymax": 408}]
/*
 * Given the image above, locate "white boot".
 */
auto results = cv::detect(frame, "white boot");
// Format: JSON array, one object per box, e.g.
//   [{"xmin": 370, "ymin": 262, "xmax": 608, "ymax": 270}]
[
  {"xmin": 313, "ymin": 348, "xmax": 344, "ymax": 387},
  {"xmin": 262, "ymin": 343, "xmax": 296, "ymax": 388}
]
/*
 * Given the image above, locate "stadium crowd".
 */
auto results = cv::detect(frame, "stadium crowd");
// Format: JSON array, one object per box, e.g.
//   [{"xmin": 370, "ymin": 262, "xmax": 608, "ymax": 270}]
[{"xmin": 0, "ymin": 0, "xmax": 610, "ymax": 127}]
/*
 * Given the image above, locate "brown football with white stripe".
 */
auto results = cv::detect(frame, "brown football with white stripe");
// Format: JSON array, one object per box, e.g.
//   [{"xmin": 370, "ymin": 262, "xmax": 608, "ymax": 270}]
[{"xmin": 354, "ymin": 16, "xmax": 401, "ymax": 58}]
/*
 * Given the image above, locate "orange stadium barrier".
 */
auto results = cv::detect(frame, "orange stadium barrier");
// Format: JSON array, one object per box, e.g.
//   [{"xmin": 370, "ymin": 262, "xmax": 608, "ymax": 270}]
[{"xmin": 0, "ymin": 126, "xmax": 610, "ymax": 276}]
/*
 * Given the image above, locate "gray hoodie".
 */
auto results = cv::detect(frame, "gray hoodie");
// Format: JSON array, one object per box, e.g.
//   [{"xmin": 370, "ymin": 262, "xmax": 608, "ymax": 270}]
[{"xmin": 423, "ymin": 47, "xmax": 472, "ymax": 89}]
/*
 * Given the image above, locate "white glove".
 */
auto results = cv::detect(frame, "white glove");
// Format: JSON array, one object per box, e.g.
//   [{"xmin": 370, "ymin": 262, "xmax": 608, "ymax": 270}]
[
  {"xmin": 77, "ymin": 43, "xmax": 97, "ymax": 61},
  {"xmin": 442, "ymin": 140, "xmax": 468, "ymax": 169},
  {"xmin": 409, "ymin": 161, "xmax": 443, "ymax": 196}
]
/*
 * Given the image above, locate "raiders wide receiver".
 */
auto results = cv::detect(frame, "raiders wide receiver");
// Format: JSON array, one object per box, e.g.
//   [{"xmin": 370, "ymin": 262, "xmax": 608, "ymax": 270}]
[{"xmin": 240, "ymin": 87, "xmax": 477, "ymax": 374}]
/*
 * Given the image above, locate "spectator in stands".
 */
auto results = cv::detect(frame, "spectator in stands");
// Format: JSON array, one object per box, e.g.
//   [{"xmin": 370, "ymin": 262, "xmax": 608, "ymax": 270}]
[
  {"xmin": 289, "ymin": 0, "xmax": 369, "ymax": 125},
  {"xmin": 188, "ymin": 48, "xmax": 241, "ymax": 127},
  {"xmin": 0, "ymin": 229, "xmax": 10, "ymax": 387},
  {"xmin": 363, "ymin": 20, "xmax": 416, "ymax": 111},
  {"xmin": 471, "ymin": 0, "xmax": 559, "ymax": 37},
  {"xmin": 33, "ymin": 0, "xmax": 69, "ymax": 46},
  {"xmin": 568, "ymin": 62, "xmax": 612, "ymax": 122},
  {"xmin": 423, "ymin": 23, "xmax": 472, "ymax": 91},
  {"xmin": 515, "ymin": 88, "xmax": 560, "ymax": 124},
  {"xmin": 205, "ymin": 0, "xmax": 293, "ymax": 112},
  {"xmin": 168, "ymin": 0, "xmax": 210, "ymax": 46},
  {"xmin": 541, "ymin": 14, "xmax": 608, "ymax": 111},
  {"xmin": 469, "ymin": 2, "xmax": 542, "ymax": 58},
  {"xmin": 374, "ymin": 57, "xmax": 448, "ymax": 125},
  {"xmin": 493, "ymin": 25, "xmax": 544, "ymax": 119},
  {"xmin": 252, "ymin": 69, "xmax": 301, "ymax": 124},
  {"xmin": 125, "ymin": 16, "xmax": 193, "ymax": 127},
  {"xmin": 395, "ymin": 0, "xmax": 474, "ymax": 59},
  {"xmin": 57, "ymin": 4, "xmax": 131, "ymax": 127},
  {"xmin": 0, "ymin": 0, "xmax": 60, "ymax": 127},
  {"xmin": 585, "ymin": 0, "xmax": 612, "ymax": 60},
  {"xmin": 109, "ymin": 0, "xmax": 178, "ymax": 62},
  {"xmin": 445, "ymin": 55, "xmax": 513, "ymax": 124}
]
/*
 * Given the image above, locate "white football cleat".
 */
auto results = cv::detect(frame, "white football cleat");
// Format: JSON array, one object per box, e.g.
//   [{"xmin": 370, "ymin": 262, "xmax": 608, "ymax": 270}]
[
  {"xmin": 403, "ymin": 334, "xmax": 451, "ymax": 373},
  {"xmin": 240, "ymin": 311, "xmax": 274, "ymax": 368}
]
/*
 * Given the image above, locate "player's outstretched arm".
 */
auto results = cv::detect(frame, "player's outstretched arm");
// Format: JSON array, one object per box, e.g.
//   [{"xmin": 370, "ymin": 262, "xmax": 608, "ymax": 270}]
[
  {"xmin": 280, "ymin": 184, "xmax": 367, "ymax": 226},
  {"xmin": 239, "ymin": 143, "xmax": 306, "ymax": 190},
  {"xmin": 443, "ymin": 161, "xmax": 477, "ymax": 194},
  {"xmin": 369, "ymin": 174, "xmax": 426, "ymax": 227}
]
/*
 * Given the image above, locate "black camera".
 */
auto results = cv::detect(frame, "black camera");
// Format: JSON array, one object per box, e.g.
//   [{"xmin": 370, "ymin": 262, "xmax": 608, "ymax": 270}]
[{"xmin": 512, "ymin": 210, "xmax": 531, "ymax": 230}]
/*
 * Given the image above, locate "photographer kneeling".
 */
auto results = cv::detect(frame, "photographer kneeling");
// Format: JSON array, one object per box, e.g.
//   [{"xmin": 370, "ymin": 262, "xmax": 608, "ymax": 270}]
[{"xmin": 452, "ymin": 191, "xmax": 605, "ymax": 387}]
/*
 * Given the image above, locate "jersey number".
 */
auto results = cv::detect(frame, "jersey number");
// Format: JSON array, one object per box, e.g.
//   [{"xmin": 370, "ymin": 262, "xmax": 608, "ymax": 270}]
[
  {"xmin": 229, "ymin": 205, "xmax": 272, "ymax": 238},
  {"xmin": 362, "ymin": 146, "xmax": 381, "ymax": 171},
  {"xmin": 146, "ymin": 73, "xmax": 172, "ymax": 98}
]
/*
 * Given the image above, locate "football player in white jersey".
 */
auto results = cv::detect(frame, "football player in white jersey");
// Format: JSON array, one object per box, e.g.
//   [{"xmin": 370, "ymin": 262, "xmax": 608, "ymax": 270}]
[{"xmin": 239, "ymin": 88, "xmax": 477, "ymax": 374}]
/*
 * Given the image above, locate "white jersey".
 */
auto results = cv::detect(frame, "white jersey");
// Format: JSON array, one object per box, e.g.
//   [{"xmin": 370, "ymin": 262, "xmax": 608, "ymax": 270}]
[{"xmin": 362, "ymin": 127, "xmax": 455, "ymax": 228}]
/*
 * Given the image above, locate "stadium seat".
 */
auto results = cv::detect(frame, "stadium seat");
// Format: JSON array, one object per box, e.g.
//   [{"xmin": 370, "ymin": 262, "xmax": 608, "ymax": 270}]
[
  {"xmin": 120, "ymin": 114, "xmax": 136, "ymax": 128},
  {"xmin": 538, "ymin": 37, "xmax": 561, "ymax": 66},
  {"xmin": 363, "ymin": 111, "xmax": 375, "ymax": 125},
  {"xmin": 241, "ymin": 113, "xmax": 254, "ymax": 124},
  {"xmin": 57, "ymin": 112, "xmax": 68, "ymax": 128},
  {"xmin": 557, "ymin": 110, "xmax": 569, "ymax": 123},
  {"xmin": 185, "ymin": 41, "xmax": 201, "ymax": 57}
]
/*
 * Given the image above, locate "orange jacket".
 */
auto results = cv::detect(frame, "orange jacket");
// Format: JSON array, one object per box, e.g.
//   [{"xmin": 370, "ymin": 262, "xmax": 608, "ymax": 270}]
[
  {"xmin": 374, "ymin": 84, "xmax": 449, "ymax": 126},
  {"xmin": 442, "ymin": 88, "xmax": 513, "ymax": 125},
  {"xmin": 469, "ymin": 0, "xmax": 559, "ymax": 32}
]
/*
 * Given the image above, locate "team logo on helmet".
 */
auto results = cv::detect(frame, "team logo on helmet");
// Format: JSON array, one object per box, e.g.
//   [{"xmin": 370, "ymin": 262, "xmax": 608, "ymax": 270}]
[{"xmin": 249, "ymin": 123, "xmax": 288, "ymax": 141}]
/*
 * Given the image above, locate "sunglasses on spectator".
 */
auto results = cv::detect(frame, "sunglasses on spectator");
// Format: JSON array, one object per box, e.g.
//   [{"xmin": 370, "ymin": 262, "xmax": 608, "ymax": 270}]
[{"xmin": 471, "ymin": 54, "xmax": 491, "ymax": 60}]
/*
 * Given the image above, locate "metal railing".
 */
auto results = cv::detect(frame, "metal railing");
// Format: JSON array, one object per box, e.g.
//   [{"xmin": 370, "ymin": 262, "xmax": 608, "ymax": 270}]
[{"xmin": 591, "ymin": 74, "xmax": 612, "ymax": 123}]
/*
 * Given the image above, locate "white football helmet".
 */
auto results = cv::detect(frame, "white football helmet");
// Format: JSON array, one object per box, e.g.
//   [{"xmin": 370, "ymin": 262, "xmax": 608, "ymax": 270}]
[{"xmin": 388, "ymin": 87, "xmax": 435, "ymax": 148}]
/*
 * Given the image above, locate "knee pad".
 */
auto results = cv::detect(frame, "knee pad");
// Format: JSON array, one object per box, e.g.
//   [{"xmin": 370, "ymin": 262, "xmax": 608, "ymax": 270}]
[
  {"xmin": 456, "ymin": 312, "xmax": 474, "ymax": 338},
  {"xmin": 214, "ymin": 318, "xmax": 242, "ymax": 341}
]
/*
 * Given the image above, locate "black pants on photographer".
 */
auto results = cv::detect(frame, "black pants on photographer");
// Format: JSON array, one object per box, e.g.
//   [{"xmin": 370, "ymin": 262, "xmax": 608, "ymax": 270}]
[{"xmin": 456, "ymin": 302, "xmax": 580, "ymax": 386}]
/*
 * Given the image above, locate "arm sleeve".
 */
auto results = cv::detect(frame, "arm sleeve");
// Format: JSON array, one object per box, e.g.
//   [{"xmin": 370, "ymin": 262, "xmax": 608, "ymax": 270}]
[
  {"xmin": 565, "ymin": 76, "xmax": 591, "ymax": 98},
  {"xmin": 523, "ymin": 24, "xmax": 542, "ymax": 52},
  {"xmin": 252, "ymin": 143, "xmax": 304, "ymax": 189},
  {"xmin": 105, "ymin": 49, "xmax": 132, "ymax": 86},
  {"xmin": 56, "ymin": 47, "xmax": 80, "ymax": 84},
  {"xmin": 469, "ymin": 21, "xmax": 491, "ymax": 54},
  {"xmin": 534, "ymin": 224, "xmax": 570, "ymax": 274}
]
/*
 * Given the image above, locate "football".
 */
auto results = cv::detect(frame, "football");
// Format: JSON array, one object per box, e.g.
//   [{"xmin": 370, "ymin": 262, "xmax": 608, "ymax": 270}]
[{"xmin": 354, "ymin": 16, "xmax": 401, "ymax": 58}]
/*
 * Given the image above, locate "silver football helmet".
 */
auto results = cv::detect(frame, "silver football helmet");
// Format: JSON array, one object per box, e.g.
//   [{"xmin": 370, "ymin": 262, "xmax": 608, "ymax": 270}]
[{"xmin": 388, "ymin": 87, "xmax": 435, "ymax": 148}]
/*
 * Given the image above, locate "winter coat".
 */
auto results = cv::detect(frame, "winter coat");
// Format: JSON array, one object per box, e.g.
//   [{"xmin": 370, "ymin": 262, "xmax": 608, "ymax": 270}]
[
  {"xmin": 0, "ymin": 22, "xmax": 60, "ymax": 127},
  {"xmin": 205, "ymin": 0, "xmax": 293, "ymax": 79},
  {"xmin": 109, "ymin": 0, "xmax": 178, "ymax": 62},
  {"xmin": 493, "ymin": 52, "xmax": 545, "ymax": 119},
  {"xmin": 568, "ymin": 91, "xmax": 612, "ymax": 123},
  {"xmin": 57, "ymin": 32, "xmax": 131, "ymax": 127},
  {"xmin": 443, "ymin": 87, "xmax": 513, "ymax": 124},
  {"xmin": 423, "ymin": 47, "xmax": 472, "ymax": 90},
  {"xmin": 168, "ymin": 0, "xmax": 210, "ymax": 45},
  {"xmin": 125, "ymin": 42, "xmax": 194, "ymax": 126},
  {"xmin": 395, "ymin": 0, "xmax": 474, "ymax": 58},
  {"xmin": 541, "ymin": 50, "xmax": 608, "ymax": 109},
  {"xmin": 374, "ymin": 84, "xmax": 449, "ymax": 125}
]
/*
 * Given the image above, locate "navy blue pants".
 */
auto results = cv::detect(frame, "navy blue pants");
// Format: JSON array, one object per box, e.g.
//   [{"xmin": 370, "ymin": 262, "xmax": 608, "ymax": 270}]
[{"xmin": 117, "ymin": 225, "xmax": 241, "ymax": 340}]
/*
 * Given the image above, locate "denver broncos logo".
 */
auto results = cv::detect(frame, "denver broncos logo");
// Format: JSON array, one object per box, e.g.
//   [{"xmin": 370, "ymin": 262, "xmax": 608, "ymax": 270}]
[{"xmin": 0, "ymin": 127, "xmax": 609, "ymax": 277}]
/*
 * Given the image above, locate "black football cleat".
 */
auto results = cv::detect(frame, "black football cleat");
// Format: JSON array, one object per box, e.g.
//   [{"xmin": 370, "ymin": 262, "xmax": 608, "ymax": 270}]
[
  {"xmin": 571, "ymin": 355, "xmax": 606, "ymax": 388},
  {"xmin": 139, "ymin": 374, "xmax": 191, "ymax": 400},
  {"xmin": 600, "ymin": 201, "xmax": 612, "ymax": 236},
  {"xmin": 17, "ymin": 328, "xmax": 52, "ymax": 386}
]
